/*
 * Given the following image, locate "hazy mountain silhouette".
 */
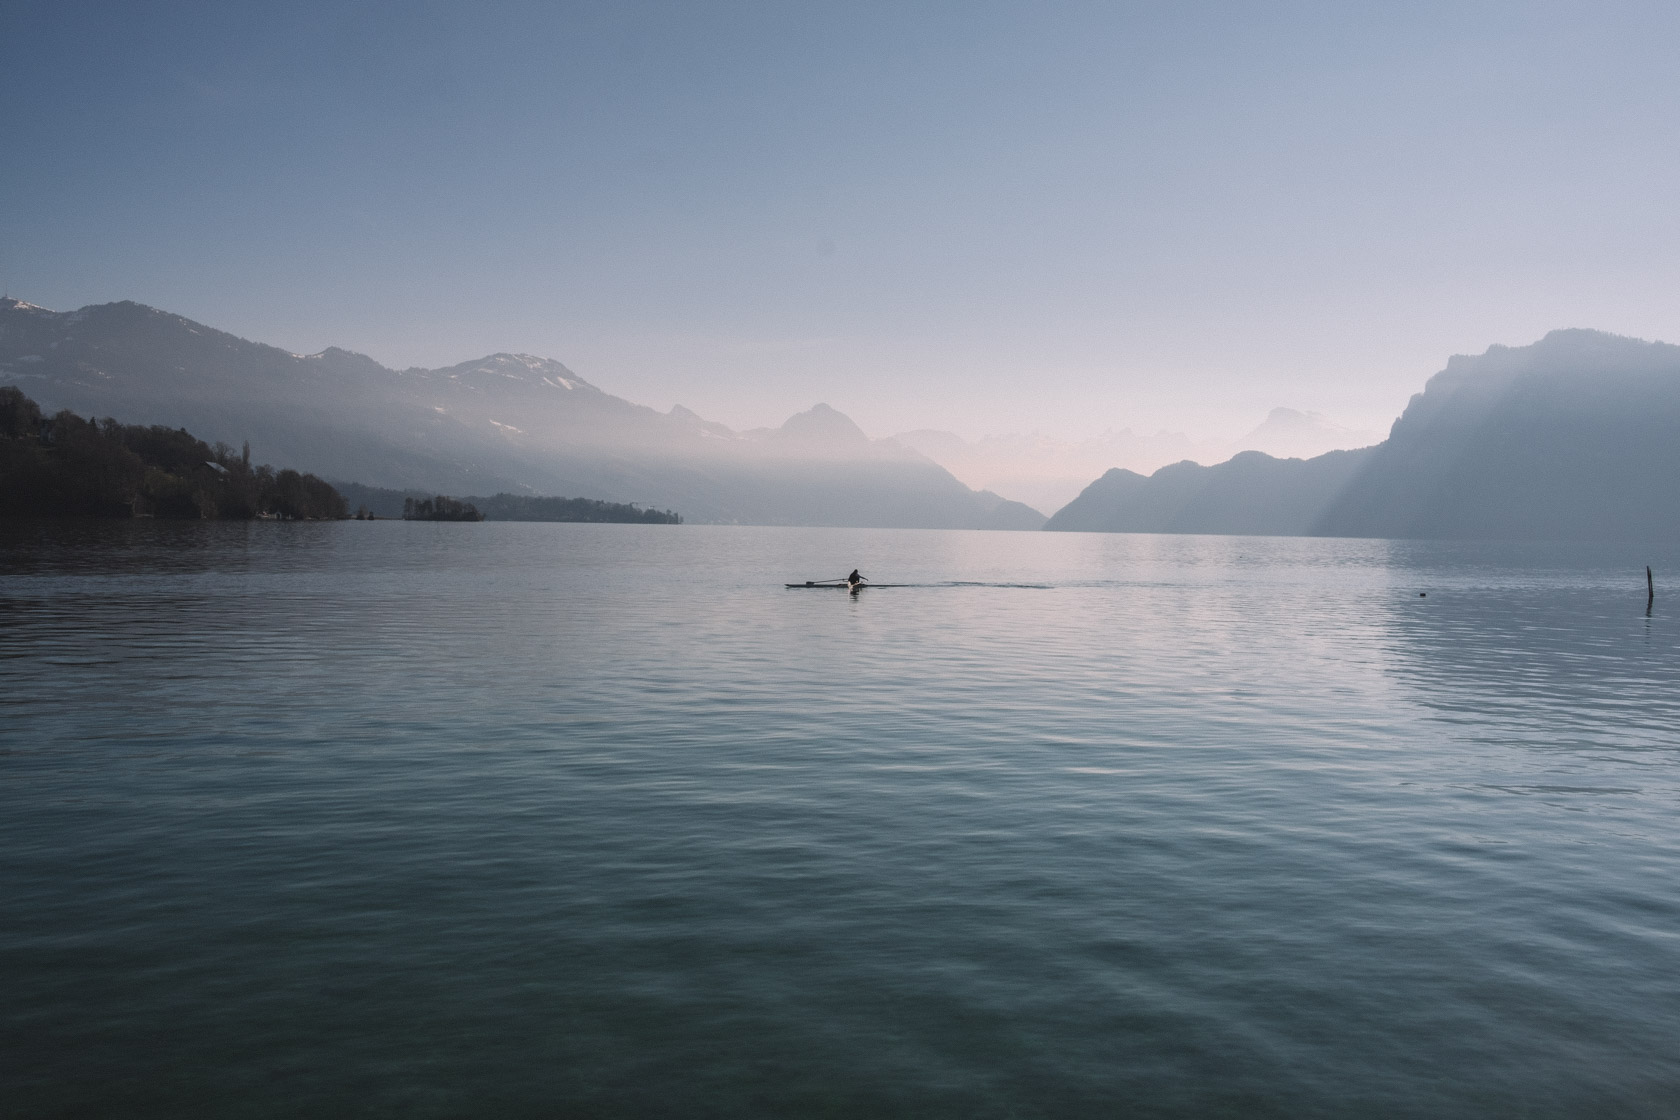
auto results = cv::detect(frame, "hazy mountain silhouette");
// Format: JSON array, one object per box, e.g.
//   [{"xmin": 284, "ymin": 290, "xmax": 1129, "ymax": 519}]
[
  {"xmin": 1046, "ymin": 449, "xmax": 1373, "ymax": 534},
  {"xmin": 894, "ymin": 409, "xmax": 1375, "ymax": 514},
  {"xmin": 1230, "ymin": 408, "xmax": 1381, "ymax": 463},
  {"xmin": 1315, "ymin": 329, "xmax": 1680, "ymax": 540},
  {"xmin": 1049, "ymin": 330, "xmax": 1680, "ymax": 541},
  {"xmin": 0, "ymin": 298, "xmax": 1043, "ymax": 529},
  {"xmin": 893, "ymin": 426, "xmax": 1200, "ymax": 514}
]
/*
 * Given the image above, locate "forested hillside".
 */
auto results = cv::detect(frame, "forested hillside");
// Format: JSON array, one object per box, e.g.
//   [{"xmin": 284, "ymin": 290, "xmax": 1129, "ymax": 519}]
[{"xmin": 0, "ymin": 388, "xmax": 347, "ymax": 520}]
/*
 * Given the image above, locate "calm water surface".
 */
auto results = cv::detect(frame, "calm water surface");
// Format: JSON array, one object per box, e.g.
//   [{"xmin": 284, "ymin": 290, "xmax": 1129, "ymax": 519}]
[{"xmin": 3, "ymin": 522, "xmax": 1678, "ymax": 1117}]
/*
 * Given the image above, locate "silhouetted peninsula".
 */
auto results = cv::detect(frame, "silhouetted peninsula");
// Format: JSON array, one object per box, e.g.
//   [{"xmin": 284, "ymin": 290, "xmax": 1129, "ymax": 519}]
[
  {"xmin": 340, "ymin": 482, "xmax": 681, "ymax": 524},
  {"xmin": 402, "ymin": 496, "xmax": 485, "ymax": 522},
  {"xmin": 470, "ymin": 493, "xmax": 682, "ymax": 524}
]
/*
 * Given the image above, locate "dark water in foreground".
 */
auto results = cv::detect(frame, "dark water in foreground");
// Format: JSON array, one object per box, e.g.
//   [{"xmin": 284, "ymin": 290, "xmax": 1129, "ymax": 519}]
[{"xmin": 3, "ymin": 521, "xmax": 1679, "ymax": 1118}]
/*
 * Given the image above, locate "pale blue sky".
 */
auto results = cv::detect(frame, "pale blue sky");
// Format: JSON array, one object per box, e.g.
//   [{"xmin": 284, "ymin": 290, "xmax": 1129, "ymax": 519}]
[{"xmin": 5, "ymin": 1, "xmax": 1678, "ymax": 440}]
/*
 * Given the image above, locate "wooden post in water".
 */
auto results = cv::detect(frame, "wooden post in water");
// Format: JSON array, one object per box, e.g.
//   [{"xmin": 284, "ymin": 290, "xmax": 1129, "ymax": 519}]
[{"xmin": 1648, "ymin": 566, "xmax": 1655, "ymax": 616}]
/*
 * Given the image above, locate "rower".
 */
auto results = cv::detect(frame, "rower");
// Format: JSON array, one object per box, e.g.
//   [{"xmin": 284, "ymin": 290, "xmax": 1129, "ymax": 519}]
[{"xmin": 847, "ymin": 569, "xmax": 866, "ymax": 589}]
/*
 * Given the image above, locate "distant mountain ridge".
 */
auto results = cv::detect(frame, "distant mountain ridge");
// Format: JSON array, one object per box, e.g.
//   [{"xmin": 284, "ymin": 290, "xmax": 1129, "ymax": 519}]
[
  {"xmin": 892, "ymin": 427, "xmax": 1200, "ymax": 514},
  {"xmin": 894, "ymin": 408, "xmax": 1378, "ymax": 514},
  {"xmin": 1049, "ymin": 329, "xmax": 1680, "ymax": 541},
  {"xmin": 1046, "ymin": 449, "xmax": 1374, "ymax": 535},
  {"xmin": 12, "ymin": 300, "xmax": 1658, "ymax": 540},
  {"xmin": 1231, "ymin": 408, "xmax": 1381, "ymax": 463},
  {"xmin": 1314, "ymin": 329, "xmax": 1680, "ymax": 540},
  {"xmin": 0, "ymin": 298, "xmax": 1043, "ymax": 529}
]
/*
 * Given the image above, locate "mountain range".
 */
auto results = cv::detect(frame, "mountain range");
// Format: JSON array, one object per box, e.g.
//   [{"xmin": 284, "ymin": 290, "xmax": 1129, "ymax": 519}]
[
  {"xmin": 894, "ymin": 408, "xmax": 1380, "ymax": 514},
  {"xmin": 1049, "ymin": 329, "xmax": 1680, "ymax": 541},
  {"xmin": 0, "ymin": 299, "xmax": 1042, "ymax": 529},
  {"xmin": 6, "ymin": 298, "xmax": 1674, "ymax": 541}
]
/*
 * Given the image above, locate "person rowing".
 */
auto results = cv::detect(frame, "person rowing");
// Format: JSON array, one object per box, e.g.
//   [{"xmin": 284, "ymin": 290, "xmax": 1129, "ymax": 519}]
[{"xmin": 781, "ymin": 570, "xmax": 894, "ymax": 589}]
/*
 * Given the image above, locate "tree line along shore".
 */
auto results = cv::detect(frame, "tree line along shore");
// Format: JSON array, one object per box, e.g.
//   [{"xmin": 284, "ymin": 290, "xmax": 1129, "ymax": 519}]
[
  {"xmin": 356, "ymin": 487, "xmax": 681, "ymax": 524},
  {"xmin": 0, "ymin": 388, "xmax": 682, "ymax": 525},
  {"xmin": 0, "ymin": 387, "xmax": 347, "ymax": 520}
]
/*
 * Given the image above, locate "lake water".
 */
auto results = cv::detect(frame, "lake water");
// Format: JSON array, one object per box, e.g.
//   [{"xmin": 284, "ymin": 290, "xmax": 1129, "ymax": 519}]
[{"xmin": 4, "ymin": 521, "xmax": 1679, "ymax": 1117}]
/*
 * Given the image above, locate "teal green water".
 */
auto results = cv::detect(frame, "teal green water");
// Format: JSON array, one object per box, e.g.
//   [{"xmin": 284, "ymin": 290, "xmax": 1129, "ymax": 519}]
[{"xmin": 4, "ymin": 522, "xmax": 1679, "ymax": 1117}]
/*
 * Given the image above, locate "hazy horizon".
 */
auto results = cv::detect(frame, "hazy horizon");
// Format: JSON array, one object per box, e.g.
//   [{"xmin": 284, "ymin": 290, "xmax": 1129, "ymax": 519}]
[{"xmin": 7, "ymin": 2, "xmax": 1680, "ymax": 443}]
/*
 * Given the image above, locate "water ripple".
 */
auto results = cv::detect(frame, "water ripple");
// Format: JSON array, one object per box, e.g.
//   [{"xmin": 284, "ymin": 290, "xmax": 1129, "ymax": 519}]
[{"xmin": 3, "ymin": 523, "xmax": 1679, "ymax": 1117}]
